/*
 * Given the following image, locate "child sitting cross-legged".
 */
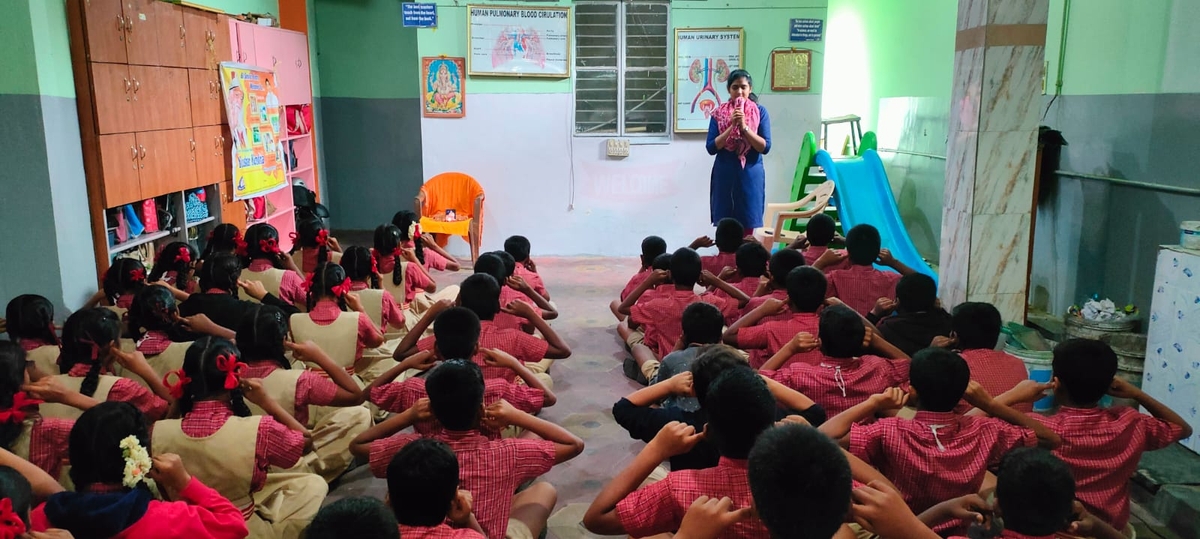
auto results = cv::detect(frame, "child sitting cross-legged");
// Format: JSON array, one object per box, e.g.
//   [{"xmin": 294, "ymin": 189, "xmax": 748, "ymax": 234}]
[
  {"xmin": 637, "ymin": 302, "xmax": 724, "ymax": 390},
  {"xmin": 799, "ymin": 213, "xmax": 850, "ymax": 273},
  {"xmin": 387, "ymin": 438, "xmax": 486, "ymax": 538},
  {"xmin": 691, "ymin": 217, "xmax": 745, "ymax": 276},
  {"xmin": 393, "ymin": 210, "xmax": 461, "ymax": 273},
  {"xmin": 712, "ymin": 242, "xmax": 771, "ymax": 305},
  {"xmin": 949, "ymin": 302, "xmax": 1031, "ymax": 413},
  {"xmin": 351, "ymin": 359, "xmax": 583, "ymax": 539},
  {"xmin": 612, "ymin": 235, "xmax": 668, "ymax": 322},
  {"xmin": 820, "ymin": 348, "xmax": 1061, "ymax": 535},
  {"xmin": 868, "ymin": 273, "xmax": 953, "ymax": 357},
  {"xmin": 504, "ymin": 235, "xmax": 549, "ymax": 300},
  {"xmin": 759, "ymin": 304, "xmax": 910, "ymax": 419},
  {"xmin": 475, "ymin": 253, "xmax": 557, "ymax": 332},
  {"xmin": 816, "ymin": 224, "xmax": 917, "ymax": 316},
  {"xmin": 723, "ymin": 265, "xmax": 827, "ymax": 368}
]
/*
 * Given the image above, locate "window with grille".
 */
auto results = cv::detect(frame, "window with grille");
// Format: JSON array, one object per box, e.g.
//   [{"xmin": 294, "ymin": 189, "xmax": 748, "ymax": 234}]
[{"xmin": 574, "ymin": 1, "xmax": 669, "ymax": 136}]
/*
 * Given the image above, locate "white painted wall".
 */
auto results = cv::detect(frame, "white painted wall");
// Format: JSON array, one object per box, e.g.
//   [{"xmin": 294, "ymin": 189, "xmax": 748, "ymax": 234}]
[{"xmin": 421, "ymin": 93, "xmax": 823, "ymax": 256}]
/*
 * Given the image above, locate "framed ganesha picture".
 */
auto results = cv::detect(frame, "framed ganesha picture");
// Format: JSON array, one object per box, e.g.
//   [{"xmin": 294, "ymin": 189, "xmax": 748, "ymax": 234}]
[{"xmin": 422, "ymin": 56, "xmax": 466, "ymax": 118}]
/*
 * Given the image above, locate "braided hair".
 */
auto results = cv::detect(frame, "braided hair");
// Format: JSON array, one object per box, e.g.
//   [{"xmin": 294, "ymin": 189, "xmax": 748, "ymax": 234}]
[
  {"xmin": 102, "ymin": 258, "xmax": 147, "ymax": 305},
  {"xmin": 196, "ymin": 253, "xmax": 242, "ymax": 297},
  {"xmin": 148, "ymin": 241, "xmax": 198, "ymax": 288},
  {"xmin": 373, "ymin": 224, "xmax": 406, "ymax": 287},
  {"xmin": 306, "ymin": 262, "xmax": 351, "ymax": 312},
  {"xmin": 60, "ymin": 308, "xmax": 121, "ymax": 397},
  {"xmin": 200, "ymin": 223, "xmax": 243, "ymax": 262},
  {"xmin": 244, "ymin": 223, "xmax": 286, "ymax": 269},
  {"xmin": 67, "ymin": 401, "xmax": 152, "ymax": 490},
  {"xmin": 0, "ymin": 343, "xmax": 29, "ymax": 451},
  {"xmin": 295, "ymin": 218, "xmax": 331, "ymax": 267},
  {"xmin": 342, "ymin": 245, "xmax": 379, "ymax": 289},
  {"xmin": 179, "ymin": 337, "xmax": 252, "ymax": 417},
  {"xmin": 4, "ymin": 294, "xmax": 60, "ymax": 346},
  {"xmin": 235, "ymin": 304, "xmax": 291, "ymax": 370},
  {"xmin": 391, "ymin": 210, "xmax": 426, "ymax": 265},
  {"xmin": 128, "ymin": 285, "xmax": 190, "ymax": 342}
]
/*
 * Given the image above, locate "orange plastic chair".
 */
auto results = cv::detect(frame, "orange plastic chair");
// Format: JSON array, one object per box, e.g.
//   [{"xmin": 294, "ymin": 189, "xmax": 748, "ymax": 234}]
[{"xmin": 414, "ymin": 172, "xmax": 485, "ymax": 263}]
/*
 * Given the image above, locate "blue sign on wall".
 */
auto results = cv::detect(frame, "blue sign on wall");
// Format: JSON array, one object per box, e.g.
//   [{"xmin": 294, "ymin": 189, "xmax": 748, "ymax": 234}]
[
  {"xmin": 789, "ymin": 18, "xmax": 823, "ymax": 42},
  {"xmin": 402, "ymin": 3, "xmax": 438, "ymax": 28}
]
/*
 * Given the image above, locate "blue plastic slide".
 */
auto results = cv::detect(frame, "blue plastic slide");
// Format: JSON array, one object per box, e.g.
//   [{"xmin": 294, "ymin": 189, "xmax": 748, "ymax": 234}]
[{"xmin": 813, "ymin": 149, "xmax": 938, "ymax": 284}]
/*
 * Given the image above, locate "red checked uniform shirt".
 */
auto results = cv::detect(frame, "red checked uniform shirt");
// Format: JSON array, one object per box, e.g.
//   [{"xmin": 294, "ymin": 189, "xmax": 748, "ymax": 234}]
[
  {"xmin": 615, "ymin": 457, "xmax": 766, "ymax": 539},
  {"xmin": 307, "ymin": 299, "xmax": 382, "ymax": 360},
  {"xmin": 701, "ymin": 253, "xmax": 737, "ymax": 276},
  {"xmin": 1035, "ymin": 406, "xmax": 1186, "ymax": 530},
  {"xmin": 27, "ymin": 417, "xmax": 73, "ymax": 480},
  {"xmin": 135, "ymin": 330, "xmax": 175, "ymax": 356},
  {"xmin": 399, "ymin": 523, "xmax": 485, "ymax": 539},
  {"xmin": 850, "ymin": 412, "xmax": 1038, "ymax": 517},
  {"xmin": 736, "ymin": 311, "xmax": 822, "ymax": 369},
  {"xmin": 368, "ymin": 430, "xmax": 556, "ymax": 539},
  {"xmin": 376, "ymin": 255, "xmax": 435, "ymax": 303},
  {"xmin": 954, "ymin": 348, "xmax": 1032, "ymax": 414},
  {"xmin": 513, "ymin": 265, "xmax": 548, "ymax": 299},
  {"xmin": 803, "ymin": 246, "xmax": 852, "ymax": 273},
  {"xmin": 417, "ymin": 320, "xmax": 549, "ymax": 382},
  {"xmin": 761, "ymin": 355, "xmax": 910, "ymax": 418},
  {"xmin": 495, "ymin": 286, "xmax": 539, "ymax": 331},
  {"xmin": 741, "ymin": 289, "xmax": 792, "ymax": 324},
  {"xmin": 65, "ymin": 363, "xmax": 169, "ymax": 421},
  {"xmin": 349, "ymin": 281, "xmax": 406, "ymax": 332},
  {"xmin": 247, "ymin": 259, "xmax": 305, "ymax": 306},
  {"xmin": 621, "ymin": 268, "xmax": 652, "ymax": 302},
  {"xmin": 242, "ymin": 361, "xmax": 339, "ymax": 425},
  {"xmin": 370, "ymin": 377, "xmax": 544, "ymax": 439},
  {"xmin": 630, "ymin": 289, "xmax": 738, "ymax": 359},
  {"xmin": 175, "ymin": 400, "xmax": 306, "ymax": 491},
  {"xmin": 826, "ymin": 265, "xmax": 902, "ymax": 316}
]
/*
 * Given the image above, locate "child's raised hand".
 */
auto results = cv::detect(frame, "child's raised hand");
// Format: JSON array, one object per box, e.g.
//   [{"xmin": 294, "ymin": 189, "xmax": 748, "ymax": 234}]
[
  {"xmin": 238, "ymin": 378, "xmax": 269, "ymax": 406},
  {"xmin": 870, "ymin": 387, "xmax": 909, "ymax": 411},
  {"xmin": 505, "ymin": 275, "xmax": 531, "ymax": 292},
  {"xmin": 429, "ymin": 298, "xmax": 455, "ymax": 317},
  {"xmin": 1107, "ymin": 377, "xmax": 1142, "ymax": 399},
  {"xmin": 717, "ymin": 266, "xmax": 738, "ymax": 282},
  {"xmin": 400, "ymin": 248, "xmax": 421, "ymax": 263},
  {"xmin": 1007, "ymin": 379, "xmax": 1054, "ymax": 404},
  {"xmin": 412, "ymin": 397, "xmax": 434, "ymax": 422},
  {"xmin": 861, "ymin": 323, "xmax": 876, "ymax": 349},
  {"xmin": 1065, "ymin": 501, "xmax": 1106, "ymax": 537},
  {"xmin": 876, "ymin": 248, "xmax": 896, "ymax": 266},
  {"xmin": 698, "ymin": 270, "xmax": 719, "ymax": 287},
  {"xmin": 850, "ymin": 481, "xmax": 928, "ymax": 537},
  {"xmin": 676, "ymin": 496, "xmax": 753, "ymax": 539},
  {"xmin": 110, "ymin": 347, "xmax": 151, "ymax": 375},
  {"xmin": 28, "ymin": 530, "xmax": 77, "ymax": 539},
  {"xmin": 344, "ymin": 291, "xmax": 364, "ymax": 313},
  {"xmin": 758, "ymin": 298, "xmax": 788, "ymax": 315},
  {"xmin": 482, "ymin": 399, "xmax": 518, "ymax": 430},
  {"xmin": 648, "ymin": 421, "xmax": 705, "ymax": 459},
  {"xmin": 935, "ymin": 494, "xmax": 990, "ymax": 526},
  {"xmin": 147, "ymin": 453, "xmax": 192, "ymax": 501},
  {"xmin": 689, "ymin": 236, "xmax": 715, "ymax": 250},
  {"xmin": 399, "ymin": 351, "xmax": 438, "ymax": 372},
  {"xmin": 929, "ymin": 335, "xmax": 958, "ymax": 349},
  {"xmin": 669, "ymin": 372, "xmax": 694, "ymax": 397},
  {"xmin": 481, "ymin": 348, "xmax": 520, "ymax": 371},
  {"xmin": 814, "ymin": 249, "xmax": 847, "ymax": 268},
  {"xmin": 21, "ymin": 377, "xmax": 73, "ymax": 404},
  {"xmin": 523, "ymin": 258, "xmax": 538, "ymax": 273},
  {"xmin": 283, "ymin": 340, "xmax": 324, "ymax": 365},
  {"xmin": 448, "ymin": 489, "xmax": 475, "ymax": 527},
  {"xmin": 238, "ymin": 279, "xmax": 269, "ymax": 300},
  {"xmin": 647, "ymin": 269, "xmax": 670, "ymax": 286},
  {"xmin": 962, "ymin": 381, "xmax": 993, "ymax": 408},
  {"xmin": 775, "ymin": 414, "xmax": 811, "ymax": 428},
  {"xmin": 501, "ymin": 299, "xmax": 539, "ymax": 321},
  {"xmin": 788, "ymin": 332, "xmax": 821, "ymax": 353},
  {"xmin": 177, "ymin": 312, "xmax": 224, "ymax": 336},
  {"xmin": 871, "ymin": 298, "xmax": 897, "ymax": 318},
  {"xmin": 327, "ymin": 236, "xmax": 343, "ymax": 252}
]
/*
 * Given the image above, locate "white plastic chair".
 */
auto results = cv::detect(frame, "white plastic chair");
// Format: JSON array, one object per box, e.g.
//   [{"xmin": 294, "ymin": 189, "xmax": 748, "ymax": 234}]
[{"xmin": 754, "ymin": 180, "xmax": 836, "ymax": 250}]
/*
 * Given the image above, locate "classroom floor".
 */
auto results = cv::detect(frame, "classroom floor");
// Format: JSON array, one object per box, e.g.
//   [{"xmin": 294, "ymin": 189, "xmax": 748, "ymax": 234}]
[{"xmin": 323, "ymin": 254, "xmax": 1185, "ymax": 539}]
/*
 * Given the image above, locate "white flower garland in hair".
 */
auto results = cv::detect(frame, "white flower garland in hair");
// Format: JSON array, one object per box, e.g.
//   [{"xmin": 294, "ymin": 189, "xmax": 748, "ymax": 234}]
[{"xmin": 119, "ymin": 436, "xmax": 160, "ymax": 498}]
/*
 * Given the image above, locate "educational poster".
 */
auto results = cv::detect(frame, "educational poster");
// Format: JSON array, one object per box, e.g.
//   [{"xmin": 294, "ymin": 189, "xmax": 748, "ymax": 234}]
[
  {"xmin": 674, "ymin": 28, "xmax": 744, "ymax": 133},
  {"xmin": 467, "ymin": 5, "xmax": 570, "ymax": 77},
  {"xmin": 422, "ymin": 57, "xmax": 466, "ymax": 118},
  {"xmin": 219, "ymin": 62, "xmax": 287, "ymax": 201}
]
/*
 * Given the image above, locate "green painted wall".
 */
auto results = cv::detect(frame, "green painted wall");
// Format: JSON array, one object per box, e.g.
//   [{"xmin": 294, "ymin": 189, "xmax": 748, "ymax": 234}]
[
  {"xmin": 195, "ymin": 0, "xmax": 278, "ymax": 16},
  {"xmin": 822, "ymin": 0, "xmax": 956, "ymax": 132},
  {"xmin": 313, "ymin": 0, "xmax": 419, "ymax": 99},
  {"xmin": 414, "ymin": 0, "xmax": 827, "ymax": 95},
  {"xmin": 0, "ymin": 1, "xmax": 38, "ymax": 95}
]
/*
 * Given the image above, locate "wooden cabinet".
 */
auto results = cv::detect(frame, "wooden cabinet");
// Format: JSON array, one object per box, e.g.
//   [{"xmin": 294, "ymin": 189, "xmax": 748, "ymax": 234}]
[
  {"xmin": 122, "ymin": 0, "xmax": 161, "ymax": 65},
  {"xmin": 212, "ymin": 16, "xmax": 232, "ymax": 70},
  {"xmin": 188, "ymin": 68, "xmax": 222, "ymax": 126},
  {"xmin": 194, "ymin": 125, "xmax": 230, "ymax": 190},
  {"xmin": 182, "ymin": 9, "xmax": 212, "ymax": 69},
  {"xmin": 231, "ymin": 20, "xmax": 257, "ymax": 64},
  {"xmin": 129, "ymin": 65, "xmax": 192, "ymax": 131},
  {"xmin": 136, "ymin": 129, "xmax": 197, "ymax": 199},
  {"xmin": 83, "ymin": 0, "xmax": 128, "ymax": 64},
  {"xmin": 98, "ymin": 133, "xmax": 141, "ymax": 206},
  {"xmin": 154, "ymin": 2, "xmax": 188, "ymax": 68},
  {"xmin": 248, "ymin": 26, "xmax": 312, "ymax": 106},
  {"xmin": 92, "ymin": 63, "xmax": 136, "ymax": 134}
]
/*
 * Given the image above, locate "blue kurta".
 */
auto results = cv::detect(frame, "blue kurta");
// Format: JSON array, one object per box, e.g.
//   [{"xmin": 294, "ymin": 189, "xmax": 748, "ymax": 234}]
[{"xmin": 706, "ymin": 104, "xmax": 772, "ymax": 229}]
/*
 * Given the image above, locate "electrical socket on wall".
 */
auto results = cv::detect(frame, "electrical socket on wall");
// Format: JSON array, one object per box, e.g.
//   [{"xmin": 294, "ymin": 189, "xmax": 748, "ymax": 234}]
[{"xmin": 606, "ymin": 139, "xmax": 630, "ymax": 158}]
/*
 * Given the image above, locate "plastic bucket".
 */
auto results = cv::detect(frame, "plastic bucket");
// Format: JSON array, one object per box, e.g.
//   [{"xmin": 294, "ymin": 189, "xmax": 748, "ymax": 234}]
[
  {"xmin": 1182, "ymin": 221, "xmax": 1200, "ymax": 250},
  {"xmin": 1064, "ymin": 315, "xmax": 1136, "ymax": 341},
  {"xmin": 1004, "ymin": 345, "xmax": 1055, "ymax": 412},
  {"xmin": 1102, "ymin": 332, "xmax": 1146, "ymax": 409}
]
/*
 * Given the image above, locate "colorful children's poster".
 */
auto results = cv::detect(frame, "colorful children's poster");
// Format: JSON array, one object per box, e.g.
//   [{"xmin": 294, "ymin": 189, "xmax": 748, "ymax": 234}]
[
  {"xmin": 674, "ymin": 28, "xmax": 744, "ymax": 133},
  {"xmin": 422, "ymin": 57, "xmax": 466, "ymax": 118},
  {"xmin": 467, "ymin": 5, "xmax": 570, "ymax": 77},
  {"xmin": 219, "ymin": 62, "xmax": 287, "ymax": 201}
]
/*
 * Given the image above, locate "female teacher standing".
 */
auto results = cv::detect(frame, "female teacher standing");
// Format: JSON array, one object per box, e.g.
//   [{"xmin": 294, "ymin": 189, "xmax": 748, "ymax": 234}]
[{"xmin": 706, "ymin": 69, "xmax": 772, "ymax": 235}]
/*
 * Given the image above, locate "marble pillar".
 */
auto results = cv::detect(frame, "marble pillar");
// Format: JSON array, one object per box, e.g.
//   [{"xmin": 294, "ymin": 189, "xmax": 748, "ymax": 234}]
[{"xmin": 940, "ymin": 0, "xmax": 1048, "ymax": 323}]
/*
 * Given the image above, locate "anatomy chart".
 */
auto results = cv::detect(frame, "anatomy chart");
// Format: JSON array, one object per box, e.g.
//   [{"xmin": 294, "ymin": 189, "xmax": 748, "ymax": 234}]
[
  {"xmin": 674, "ymin": 28, "xmax": 744, "ymax": 133},
  {"xmin": 468, "ymin": 5, "xmax": 570, "ymax": 78}
]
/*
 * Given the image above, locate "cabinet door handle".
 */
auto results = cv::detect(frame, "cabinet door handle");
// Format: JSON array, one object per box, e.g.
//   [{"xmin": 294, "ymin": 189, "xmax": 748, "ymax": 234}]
[
  {"xmin": 132, "ymin": 78, "xmax": 140, "ymax": 101},
  {"xmin": 130, "ymin": 145, "xmax": 138, "ymax": 161},
  {"xmin": 272, "ymin": 56, "xmax": 278, "ymax": 67},
  {"xmin": 138, "ymin": 145, "xmax": 146, "ymax": 168},
  {"xmin": 180, "ymin": 24, "xmax": 186, "ymax": 40},
  {"xmin": 125, "ymin": 18, "xmax": 133, "ymax": 42},
  {"xmin": 190, "ymin": 139, "xmax": 196, "ymax": 160},
  {"xmin": 123, "ymin": 77, "xmax": 131, "ymax": 100},
  {"xmin": 117, "ymin": 15, "xmax": 125, "ymax": 41},
  {"xmin": 296, "ymin": 59, "xmax": 302, "ymax": 68}
]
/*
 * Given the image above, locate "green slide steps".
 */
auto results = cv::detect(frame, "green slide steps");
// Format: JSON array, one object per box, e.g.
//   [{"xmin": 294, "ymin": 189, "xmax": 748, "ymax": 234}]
[
  {"xmin": 785, "ymin": 132, "xmax": 830, "ymax": 235},
  {"xmin": 858, "ymin": 131, "xmax": 877, "ymax": 156}
]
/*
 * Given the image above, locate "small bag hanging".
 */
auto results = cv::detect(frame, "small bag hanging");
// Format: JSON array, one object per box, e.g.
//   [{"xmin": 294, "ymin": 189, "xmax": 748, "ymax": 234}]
[
  {"xmin": 141, "ymin": 199, "xmax": 159, "ymax": 233},
  {"xmin": 122, "ymin": 204, "xmax": 145, "ymax": 238}
]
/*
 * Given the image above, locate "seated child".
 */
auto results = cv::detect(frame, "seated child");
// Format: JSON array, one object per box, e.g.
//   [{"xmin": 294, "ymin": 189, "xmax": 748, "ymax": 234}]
[
  {"xmin": 1033, "ymin": 339, "xmax": 1191, "ymax": 532},
  {"xmin": 724, "ymin": 266, "xmax": 826, "ymax": 368},
  {"xmin": 870, "ymin": 273, "xmax": 952, "ymax": 357},
  {"xmin": 291, "ymin": 217, "xmax": 342, "ymax": 274},
  {"xmin": 4, "ymin": 294, "xmax": 61, "ymax": 376},
  {"xmin": 148, "ymin": 241, "xmax": 199, "ymax": 296},
  {"xmin": 85, "ymin": 257, "xmax": 148, "ymax": 312},
  {"xmin": 237, "ymin": 306, "xmax": 371, "ymax": 482},
  {"xmin": 693, "ymin": 217, "xmax": 744, "ymax": 276},
  {"xmin": 822, "ymin": 348, "xmax": 1060, "ymax": 532},
  {"xmin": 30, "ymin": 402, "xmax": 250, "ymax": 538},
  {"xmin": 713, "ymin": 243, "xmax": 771, "ymax": 309},
  {"xmin": 151, "ymin": 337, "xmax": 326, "ymax": 538},
  {"xmin": 341, "ymin": 245, "xmax": 406, "ymax": 336},
  {"xmin": 388, "ymin": 439, "xmax": 486, "ymax": 538},
  {"xmin": 616, "ymin": 252, "xmax": 674, "ymax": 348},
  {"xmin": 760, "ymin": 305, "xmax": 910, "ymax": 418},
  {"xmin": 395, "ymin": 276, "xmax": 569, "ymax": 383},
  {"xmin": 614, "ymin": 235, "xmax": 668, "ymax": 320},
  {"xmin": 636, "ymin": 302, "xmax": 723, "ymax": 390},
  {"xmin": 308, "ymin": 497, "xmax": 399, "ymax": 539},
  {"xmin": 351, "ymin": 359, "xmax": 583, "ymax": 539},
  {"xmin": 0, "ymin": 342, "xmax": 74, "ymax": 481},
  {"xmin": 951, "ymin": 302, "xmax": 1030, "ymax": 413},
  {"xmin": 504, "ymin": 235, "xmax": 548, "ymax": 299},
  {"xmin": 37, "ymin": 308, "xmax": 171, "ymax": 421},
  {"xmin": 240, "ymin": 223, "xmax": 305, "ymax": 307},
  {"xmin": 818, "ymin": 224, "xmax": 917, "ymax": 316},
  {"xmin": 373, "ymin": 224, "xmax": 457, "ymax": 320},
  {"xmin": 747, "ymin": 423, "xmax": 853, "ymax": 539},
  {"xmin": 585, "ymin": 367, "xmax": 776, "ymax": 537},
  {"xmin": 394, "ymin": 210, "xmax": 461, "ymax": 272},
  {"xmin": 491, "ymin": 250, "xmax": 557, "ymax": 320},
  {"xmin": 291, "ymin": 262, "xmax": 385, "ymax": 370},
  {"xmin": 127, "ymin": 285, "xmax": 234, "ymax": 382},
  {"xmin": 198, "ymin": 223, "xmax": 246, "ymax": 265},
  {"xmin": 179, "ymin": 253, "xmax": 300, "ymax": 331},
  {"xmin": 740, "ymin": 248, "xmax": 806, "ymax": 323},
  {"xmin": 619, "ymin": 248, "xmax": 749, "ymax": 360},
  {"xmin": 474, "ymin": 253, "xmax": 557, "ymax": 331},
  {"xmin": 800, "ymin": 214, "xmax": 851, "ymax": 273}
]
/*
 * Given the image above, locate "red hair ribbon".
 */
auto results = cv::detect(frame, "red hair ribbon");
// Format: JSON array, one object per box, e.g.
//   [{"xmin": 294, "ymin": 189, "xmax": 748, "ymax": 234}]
[
  {"xmin": 80, "ymin": 338, "xmax": 102, "ymax": 361},
  {"xmin": 129, "ymin": 268, "xmax": 146, "ymax": 282},
  {"xmin": 0, "ymin": 498, "xmax": 26, "ymax": 539},
  {"xmin": 315, "ymin": 229, "xmax": 330, "ymax": 247},
  {"xmin": 215, "ymin": 353, "xmax": 246, "ymax": 390},
  {"xmin": 175, "ymin": 246, "xmax": 192, "ymax": 264},
  {"xmin": 0, "ymin": 392, "xmax": 43, "ymax": 424},
  {"xmin": 412, "ymin": 224, "xmax": 421, "ymax": 240},
  {"xmin": 163, "ymin": 369, "xmax": 192, "ymax": 400},
  {"xmin": 259, "ymin": 238, "xmax": 280, "ymax": 255},
  {"xmin": 370, "ymin": 254, "xmax": 379, "ymax": 274},
  {"xmin": 302, "ymin": 272, "xmax": 315, "ymax": 293},
  {"xmin": 233, "ymin": 231, "xmax": 248, "ymax": 256},
  {"xmin": 289, "ymin": 231, "xmax": 300, "ymax": 243},
  {"xmin": 331, "ymin": 277, "xmax": 352, "ymax": 298}
]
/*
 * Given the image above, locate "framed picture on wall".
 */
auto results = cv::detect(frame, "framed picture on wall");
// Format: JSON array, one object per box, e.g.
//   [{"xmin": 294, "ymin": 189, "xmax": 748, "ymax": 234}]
[
  {"xmin": 674, "ymin": 27, "xmax": 744, "ymax": 133},
  {"xmin": 422, "ymin": 56, "xmax": 466, "ymax": 118},
  {"xmin": 467, "ymin": 5, "xmax": 571, "ymax": 78},
  {"xmin": 770, "ymin": 49, "xmax": 812, "ymax": 91}
]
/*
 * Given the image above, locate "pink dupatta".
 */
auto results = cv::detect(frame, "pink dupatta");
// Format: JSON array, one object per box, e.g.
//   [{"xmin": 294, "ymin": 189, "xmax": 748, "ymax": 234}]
[{"xmin": 714, "ymin": 97, "xmax": 761, "ymax": 167}]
